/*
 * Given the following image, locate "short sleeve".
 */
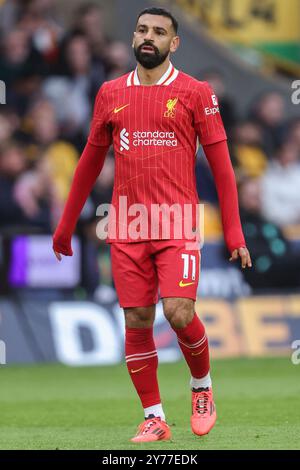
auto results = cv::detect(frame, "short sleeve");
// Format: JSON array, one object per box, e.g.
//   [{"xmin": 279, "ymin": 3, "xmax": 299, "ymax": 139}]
[
  {"xmin": 88, "ymin": 84, "xmax": 112, "ymax": 146},
  {"xmin": 193, "ymin": 81, "xmax": 227, "ymax": 146}
]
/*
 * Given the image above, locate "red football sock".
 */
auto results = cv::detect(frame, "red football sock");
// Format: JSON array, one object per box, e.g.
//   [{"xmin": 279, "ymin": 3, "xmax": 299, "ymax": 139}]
[
  {"xmin": 125, "ymin": 327, "xmax": 161, "ymax": 408},
  {"xmin": 172, "ymin": 314, "xmax": 210, "ymax": 379}
]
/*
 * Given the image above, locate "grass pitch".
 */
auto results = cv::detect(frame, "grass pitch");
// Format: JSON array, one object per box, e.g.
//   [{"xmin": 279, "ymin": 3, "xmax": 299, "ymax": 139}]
[{"xmin": 0, "ymin": 357, "xmax": 299, "ymax": 450}]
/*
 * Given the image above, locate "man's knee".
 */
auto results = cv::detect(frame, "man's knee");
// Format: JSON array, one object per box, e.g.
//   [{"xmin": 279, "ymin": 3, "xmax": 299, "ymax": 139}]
[
  {"xmin": 163, "ymin": 298, "xmax": 195, "ymax": 329},
  {"xmin": 124, "ymin": 305, "xmax": 155, "ymax": 328}
]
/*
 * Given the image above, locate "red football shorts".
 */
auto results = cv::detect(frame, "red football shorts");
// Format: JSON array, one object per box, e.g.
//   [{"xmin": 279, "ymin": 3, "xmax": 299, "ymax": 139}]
[{"xmin": 110, "ymin": 239, "xmax": 200, "ymax": 308}]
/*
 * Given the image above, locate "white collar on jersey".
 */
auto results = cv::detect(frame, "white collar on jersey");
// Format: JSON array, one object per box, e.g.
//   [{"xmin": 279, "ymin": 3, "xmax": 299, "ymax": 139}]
[{"xmin": 127, "ymin": 61, "xmax": 179, "ymax": 87}]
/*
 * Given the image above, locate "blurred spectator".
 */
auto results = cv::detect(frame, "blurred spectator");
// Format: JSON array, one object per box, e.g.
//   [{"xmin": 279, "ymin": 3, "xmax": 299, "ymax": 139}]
[
  {"xmin": 239, "ymin": 177, "xmax": 300, "ymax": 290},
  {"xmin": 43, "ymin": 32, "xmax": 105, "ymax": 141},
  {"xmin": 251, "ymin": 91, "xmax": 286, "ymax": 157},
  {"xmin": 0, "ymin": 108, "xmax": 20, "ymax": 143},
  {"xmin": 17, "ymin": 0, "xmax": 63, "ymax": 64},
  {"xmin": 231, "ymin": 120, "xmax": 268, "ymax": 179},
  {"xmin": 15, "ymin": 98, "xmax": 78, "ymax": 221},
  {"xmin": 13, "ymin": 153, "xmax": 55, "ymax": 230},
  {"xmin": 71, "ymin": 2, "xmax": 108, "ymax": 61},
  {"xmin": 18, "ymin": 97, "xmax": 79, "ymax": 161},
  {"xmin": 0, "ymin": 0, "xmax": 22, "ymax": 37},
  {"xmin": 45, "ymin": 142, "xmax": 79, "ymax": 207},
  {"xmin": 93, "ymin": 152, "xmax": 115, "ymax": 206},
  {"xmin": 0, "ymin": 140, "xmax": 27, "ymax": 178},
  {"xmin": 18, "ymin": 98, "xmax": 60, "ymax": 156},
  {"xmin": 0, "ymin": 28, "xmax": 36, "ymax": 85},
  {"xmin": 261, "ymin": 142, "xmax": 300, "ymax": 227},
  {"xmin": 286, "ymin": 118, "xmax": 300, "ymax": 153},
  {"xmin": 105, "ymin": 41, "xmax": 132, "ymax": 81},
  {"xmin": 0, "ymin": 140, "xmax": 29, "ymax": 228},
  {"xmin": 0, "ymin": 28, "xmax": 46, "ymax": 114},
  {"xmin": 0, "ymin": 139, "xmax": 57, "ymax": 232},
  {"xmin": 196, "ymin": 150, "xmax": 218, "ymax": 204}
]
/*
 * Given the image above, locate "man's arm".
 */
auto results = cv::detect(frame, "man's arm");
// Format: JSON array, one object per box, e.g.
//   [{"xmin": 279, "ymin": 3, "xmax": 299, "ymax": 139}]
[
  {"xmin": 203, "ymin": 139, "xmax": 252, "ymax": 268},
  {"xmin": 53, "ymin": 83, "xmax": 112, "ymax": 259},
  {"xmin": 53, "ymin": 141, "xmax": 109, "ymax": 259}
]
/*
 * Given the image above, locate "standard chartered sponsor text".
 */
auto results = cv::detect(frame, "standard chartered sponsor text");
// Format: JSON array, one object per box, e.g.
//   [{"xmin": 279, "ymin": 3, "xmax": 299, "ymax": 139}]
[{"xmin": 132, "ymin": 130, "xmax": 177, "ymax": 147}]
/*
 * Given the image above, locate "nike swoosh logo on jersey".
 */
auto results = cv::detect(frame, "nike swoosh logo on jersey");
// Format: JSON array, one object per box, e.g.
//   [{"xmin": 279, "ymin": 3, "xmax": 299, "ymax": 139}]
[
  {"xmin": 130, "ymin": 365, "xmax": 148, "ymax": 374},
  {"xmin": 179, "ymin": 280, "xmax": 195, "ymax": 287},
  {"xmin": 114, "ymin": 104, "xmax": 129, "ymax": 114}
]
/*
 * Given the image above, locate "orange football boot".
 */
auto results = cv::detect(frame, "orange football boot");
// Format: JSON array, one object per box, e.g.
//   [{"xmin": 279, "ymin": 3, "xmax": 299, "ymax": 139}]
[
  {"xmin": 191, "ymin": 387, "xmax": 216, "ymax": 436},
  {"xmin": 131, "ymin": 415, "xmax": 171, "ymax": 443}
]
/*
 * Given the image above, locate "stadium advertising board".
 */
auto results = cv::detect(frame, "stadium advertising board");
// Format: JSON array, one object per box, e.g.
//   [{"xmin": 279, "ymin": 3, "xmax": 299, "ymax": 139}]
[
  {"xmin": 0, "ymin": 296, "xmax": 299, "ymax": 365},
  {"xmin": 8, "ymin": 235, "xmax": 81, "ymax": 289}
]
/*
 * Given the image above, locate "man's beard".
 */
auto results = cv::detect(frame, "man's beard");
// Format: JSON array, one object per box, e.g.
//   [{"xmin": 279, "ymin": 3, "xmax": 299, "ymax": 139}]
[{"xmin": 134, "ymin": 42, "xmax": 169, "ymax": 69}]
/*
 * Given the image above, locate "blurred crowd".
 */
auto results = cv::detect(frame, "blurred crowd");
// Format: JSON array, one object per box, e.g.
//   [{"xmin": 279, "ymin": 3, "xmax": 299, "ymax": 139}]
[
  {"xmin": 197, "ymin": 70, "xmax": 300, "ymax": 290},
  {"xmin": 1, "ymin": 0, "xmax": 300, "ymax": 292},
  {"xmin": 0, "ymin": 0, "xmax": 130, "ymax": 236}
]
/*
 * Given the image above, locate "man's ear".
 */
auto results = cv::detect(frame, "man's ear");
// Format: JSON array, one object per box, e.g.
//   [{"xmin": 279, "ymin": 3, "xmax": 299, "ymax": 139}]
[
  {"xmin": 170, "ymin": 36, "xmax": 180, "ymax": 53},
  {"xmin": 132, "ymin": 31, "xmax": 136, "ymax": 48}
]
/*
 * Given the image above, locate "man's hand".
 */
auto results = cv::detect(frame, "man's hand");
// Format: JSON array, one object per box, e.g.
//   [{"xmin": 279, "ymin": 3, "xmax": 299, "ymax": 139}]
[
  {"xmin": 52, "ymin": 236, "xmax": 73, "ymax": 259},
  {"xmin": 53, "ymin": 250, "xmax": 62, "ymax": 262},
  {"xmin": 229, "ymin": 247, "xmax": 252, "ymax": 269}
]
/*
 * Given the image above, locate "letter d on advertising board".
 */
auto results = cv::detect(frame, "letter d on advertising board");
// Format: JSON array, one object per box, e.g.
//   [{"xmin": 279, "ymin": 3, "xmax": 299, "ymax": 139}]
[
  {"xmin": 0, "ymin": 81, "xmax": 6, "ymax": 104},
  {"xmin": 0, "ymin": 340, "xmax": 6, "ymax": 365}
]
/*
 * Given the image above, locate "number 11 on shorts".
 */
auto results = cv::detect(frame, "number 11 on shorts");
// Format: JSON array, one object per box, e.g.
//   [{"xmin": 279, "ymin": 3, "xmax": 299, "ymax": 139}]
[{"xmin": 181, "ymin": 253, "xmax": 196, "ymax": 280}]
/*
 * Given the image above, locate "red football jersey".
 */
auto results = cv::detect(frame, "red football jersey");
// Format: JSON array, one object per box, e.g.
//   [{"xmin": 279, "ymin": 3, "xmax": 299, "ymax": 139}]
[{"xmin": 88, "ymin": 62, "xmax": 227, "ymax": 242}]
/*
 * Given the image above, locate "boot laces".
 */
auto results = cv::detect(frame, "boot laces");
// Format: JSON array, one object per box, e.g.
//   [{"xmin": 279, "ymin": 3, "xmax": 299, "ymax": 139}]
[
  {"xmin": 140, "ymin": 418, "xmax": 158, "ymax": 435},
  {"xmin": 195, "ymin": 392, "xmax": 209, "ymax": 415}
]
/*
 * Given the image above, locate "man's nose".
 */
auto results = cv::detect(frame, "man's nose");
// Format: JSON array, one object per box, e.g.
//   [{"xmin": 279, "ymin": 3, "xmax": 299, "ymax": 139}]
[{"xmin": 144, "ymin": 29, "xmax": 154, "ymax": 41}]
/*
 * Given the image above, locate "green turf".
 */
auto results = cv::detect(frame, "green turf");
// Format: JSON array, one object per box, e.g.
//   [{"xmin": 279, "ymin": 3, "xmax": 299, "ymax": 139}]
[{"xmin": 0, "ymin": 357, "xmax": 299, "ymax": 450}]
